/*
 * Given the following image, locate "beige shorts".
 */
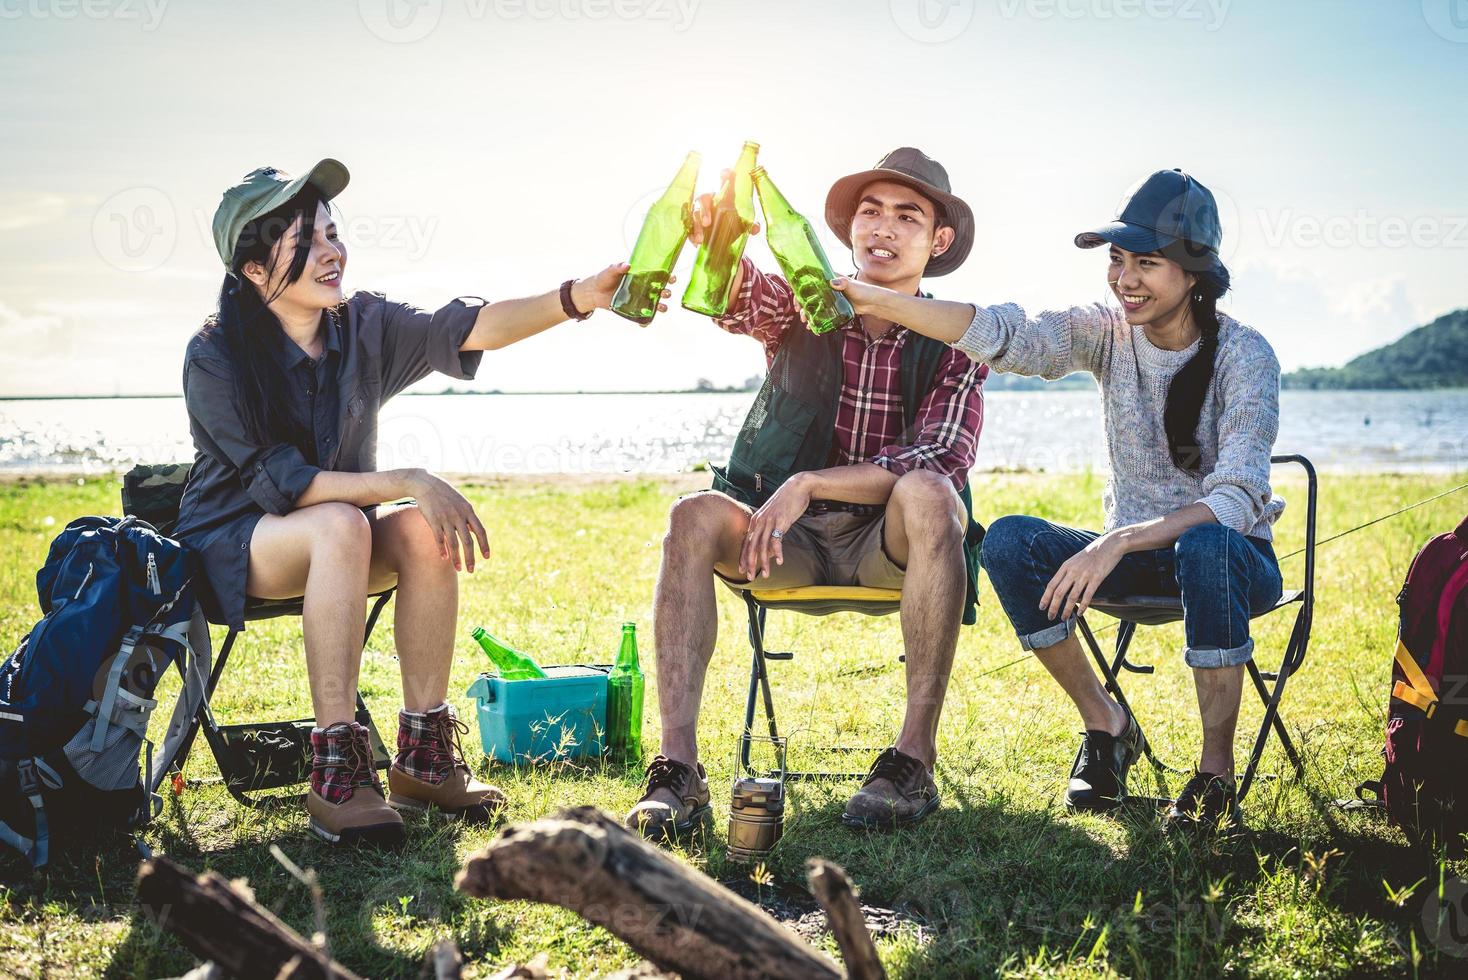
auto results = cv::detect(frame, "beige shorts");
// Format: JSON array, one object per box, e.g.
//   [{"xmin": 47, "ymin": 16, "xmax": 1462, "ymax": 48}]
[{"xmin": 719, "ymin": 507, "xmax": 907, "ymax": 592}]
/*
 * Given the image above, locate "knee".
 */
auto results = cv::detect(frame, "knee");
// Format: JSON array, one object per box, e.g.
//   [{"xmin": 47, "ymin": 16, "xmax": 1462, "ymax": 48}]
[
  {"xmin": 1174, "ymin": 524, "xmax": 1237, "ymax": 585},
  {"xmin": 980, "ymin": 514, "xmax": 1046, "ymax": 574},
  {"xmin": 664, "ymin": 493, "xmax": 730, "ymax": 554},
  {"xmin": 892, "ymin": 471, "xmax": 963, "ymax": 541},
  {"xmin": 303, "ymin": 502, "xmax": 372, "ymax": 555},
  {"xmin": 389, "ymin": 504, "xmax": 449, "ymax": 565}
]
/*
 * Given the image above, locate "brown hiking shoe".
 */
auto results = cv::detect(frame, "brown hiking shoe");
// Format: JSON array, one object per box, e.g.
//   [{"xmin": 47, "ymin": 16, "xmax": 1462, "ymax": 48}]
[
  {"xmin": 387, "ymin": 704, "xmax": 506, "ymax": 823},
  {"xmin": 841, "ymin": 747, "xmax": 940, "ymax": 830},
  {"xmin": 306, "ymin": 722, "xmax": 405, "ymax": 847},
  {"xmin": 624, "ymin": 755, "xmax": 711, "ymax": 844}
]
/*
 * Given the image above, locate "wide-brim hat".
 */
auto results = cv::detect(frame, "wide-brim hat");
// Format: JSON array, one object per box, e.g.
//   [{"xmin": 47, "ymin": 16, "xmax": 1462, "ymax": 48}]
[
  {"xmin": 212, "ymin": 158, "xmax": 350, "ymax": 267},
  {"xmin": 824, "ymin": 147, "xmax": 973, "ymax": 277},
  {"xmin": 1074, "ymin": 168, "xmax": 1222, "ymax": 273}
]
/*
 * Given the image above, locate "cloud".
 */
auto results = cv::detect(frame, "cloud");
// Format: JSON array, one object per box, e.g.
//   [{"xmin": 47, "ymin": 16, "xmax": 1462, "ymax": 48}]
[
  {"xmin": 1229, "ymin": 261, "xmax": 1424, "ymax": 372},
  {"xmin": 0, "ymin": 191, "xmax": 76, "ymax": 233}
]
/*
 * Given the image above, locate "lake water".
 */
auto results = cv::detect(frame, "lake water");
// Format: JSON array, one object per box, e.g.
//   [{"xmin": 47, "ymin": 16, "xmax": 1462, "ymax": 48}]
[{"xmin": 1, "ymin": 390, "xmax": 1465, "ymax": 476}]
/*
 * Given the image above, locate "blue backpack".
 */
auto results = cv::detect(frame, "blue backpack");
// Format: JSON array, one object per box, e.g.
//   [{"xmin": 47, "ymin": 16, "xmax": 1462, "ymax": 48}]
[{"xmin": 0, "ymin": 516, "xmax": 206, "ymax": 869}]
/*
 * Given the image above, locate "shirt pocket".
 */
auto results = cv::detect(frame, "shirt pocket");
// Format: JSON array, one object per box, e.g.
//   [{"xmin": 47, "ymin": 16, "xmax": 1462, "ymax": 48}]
[{"xmin": 335, "ymin": 377, "xmax": 382, "ymax": 471}]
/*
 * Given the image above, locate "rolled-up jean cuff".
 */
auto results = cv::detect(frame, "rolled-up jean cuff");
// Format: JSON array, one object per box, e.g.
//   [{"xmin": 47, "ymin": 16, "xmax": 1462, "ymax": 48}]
[
  {"xmin": 1018, "ymin": 617, "xmax": 1075, "ymax": 652},
  {"xmin": 1184, "ymin": 637, "xmax": 1254, "ymax": 669}
]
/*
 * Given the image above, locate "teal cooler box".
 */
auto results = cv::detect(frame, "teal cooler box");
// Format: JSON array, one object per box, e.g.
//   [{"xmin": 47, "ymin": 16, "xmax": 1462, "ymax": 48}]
[{"xmin": 466, "ymin": 665, "xmax": 609, "ymax": 764}]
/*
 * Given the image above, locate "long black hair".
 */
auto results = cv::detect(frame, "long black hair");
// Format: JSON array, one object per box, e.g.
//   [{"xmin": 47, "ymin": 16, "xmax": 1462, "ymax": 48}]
[
  {"xmin": 1158, "ymin": 245, "xmax": 1231, "ymax": 473},
  {"xmin": 202, "ymin": 184, "xmax": 339, "ymax": 449}
]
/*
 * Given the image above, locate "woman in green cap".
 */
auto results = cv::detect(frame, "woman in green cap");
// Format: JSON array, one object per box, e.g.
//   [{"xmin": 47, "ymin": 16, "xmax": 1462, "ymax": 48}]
[
  {"xmin": 175, "ymin": 159, "xmax": 662, "ymax": 846},
  {"xmin": 824, "ymin": 169, "xmax": 1284, "ymax": 835}
]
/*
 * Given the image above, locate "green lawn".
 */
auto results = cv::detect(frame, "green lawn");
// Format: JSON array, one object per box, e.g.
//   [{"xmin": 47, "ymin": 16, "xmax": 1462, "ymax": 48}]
[{"xmin": 2, "ymin": 470, "xmax": 1467, "ymax": 978}]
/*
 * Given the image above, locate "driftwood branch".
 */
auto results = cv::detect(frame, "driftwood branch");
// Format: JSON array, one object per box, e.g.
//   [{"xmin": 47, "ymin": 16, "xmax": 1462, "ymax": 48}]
[
  {"xmin": 806, "ymin": 859, "xmax": 886, "ymax": 980},
  {"xmin": 456, "ymin": 806, "xmax": 842, "ymax": 980},
  {"xmin": 136, "ymin": 857, "xmax": 363, "ymax": 980}
]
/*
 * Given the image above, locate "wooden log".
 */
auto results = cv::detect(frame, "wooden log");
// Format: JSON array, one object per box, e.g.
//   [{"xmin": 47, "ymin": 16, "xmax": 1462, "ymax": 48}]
[
  {"xmin": 456, "ymin": 806, "xmax": 841, "ymax": 980},
  {"xmin": 135, "ymin": 857, "xmax": 363, "ymax": 980},
  {"xmin": 806, "ymin": 859, "xmax": 886, "ymax": 980}
]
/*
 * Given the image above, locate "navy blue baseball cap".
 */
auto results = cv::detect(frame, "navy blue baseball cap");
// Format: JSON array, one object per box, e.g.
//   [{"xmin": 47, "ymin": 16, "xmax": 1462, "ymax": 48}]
[{"xmin": 1075, "ymin": 169, "xmax": 1222, "ymax": 271}]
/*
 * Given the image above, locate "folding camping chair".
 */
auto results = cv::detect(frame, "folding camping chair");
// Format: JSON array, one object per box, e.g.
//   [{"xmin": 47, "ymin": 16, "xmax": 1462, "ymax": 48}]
[
  {"xmin": 121, "ymin": 463, "xmax": 395, "ymax": 809},
  {"xmin": 737, "ymin": 585, "xmax": 905, "ymax": 781},
  {"xmin": 1073, "ymin": 453, "xmax": 1317, "ymax": 806}
]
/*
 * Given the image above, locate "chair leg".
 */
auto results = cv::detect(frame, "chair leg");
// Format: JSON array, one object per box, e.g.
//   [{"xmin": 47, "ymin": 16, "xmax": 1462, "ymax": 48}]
[
  {"xmin": 168, "ymin": 626, "xmax": 240, "ymax": 779},
  {"xmin": 739, "ymin": 593, "xmax": 869, "ymax": 782},
  {"xmin": 1076, "ymin": 616, "xmax": 1162, "ymax": 769},
  {"xmin": 191, "ymin": 591, "xmax": 399, "ymax": 801},
  {"xmin": 741, "ymin": 593, "xmax": 781, "ymax": 778},
  {"xmin": 1238, "ymin": 650, "xmax": 1307, "ymax": 804}
]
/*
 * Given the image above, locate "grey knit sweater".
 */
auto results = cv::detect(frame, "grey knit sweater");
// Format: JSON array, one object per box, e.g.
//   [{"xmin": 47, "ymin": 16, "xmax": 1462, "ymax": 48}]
[{"xmin": 954, "ymin": 302, "xmax": 1285, "ymax": 540}]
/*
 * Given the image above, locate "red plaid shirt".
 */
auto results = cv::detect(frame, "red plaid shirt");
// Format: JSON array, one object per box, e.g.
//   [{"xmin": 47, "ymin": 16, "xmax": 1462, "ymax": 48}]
[{"xmin": 715, "ymin": 258, "xmax": 987, "ymax": 490}]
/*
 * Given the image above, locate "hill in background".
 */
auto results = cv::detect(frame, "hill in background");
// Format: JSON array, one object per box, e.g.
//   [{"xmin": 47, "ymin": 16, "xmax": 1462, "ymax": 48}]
[{"xmin": 1284, "ymin": 309, "xmax": 1467, "ymax": 390}]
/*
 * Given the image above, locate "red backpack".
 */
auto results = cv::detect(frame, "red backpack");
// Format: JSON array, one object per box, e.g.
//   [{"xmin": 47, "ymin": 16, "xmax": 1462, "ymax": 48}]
[{"xmin": 1367, "ymin": 514, "xmax": 1468, "ymax": 844}]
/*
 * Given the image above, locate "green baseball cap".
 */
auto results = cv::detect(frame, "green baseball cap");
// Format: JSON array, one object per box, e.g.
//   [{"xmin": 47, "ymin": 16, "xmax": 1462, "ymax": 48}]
[{"xmin": 211, "ymin": 158, "xmax": 350, "ymax": 267}]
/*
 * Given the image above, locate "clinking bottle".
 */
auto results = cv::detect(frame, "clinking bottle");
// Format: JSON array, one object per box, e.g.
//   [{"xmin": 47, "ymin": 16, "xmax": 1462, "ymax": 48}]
[
  {"xmin": 612, "ymin": 151, "xmax": 701, "ymax": 326},
  {"xmin": 681, "ymin": 141, "xmax": 759, "ymax": 317},
  {"xmin": 753, "ymin": 166, "xmax": 855, "ymax": 335}
]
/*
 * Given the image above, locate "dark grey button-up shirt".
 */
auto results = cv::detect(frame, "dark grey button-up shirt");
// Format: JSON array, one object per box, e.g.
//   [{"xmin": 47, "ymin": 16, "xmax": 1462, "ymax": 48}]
[{"xmin": 175, "ymin": 290, "xmax": 485, "ymax": 629}]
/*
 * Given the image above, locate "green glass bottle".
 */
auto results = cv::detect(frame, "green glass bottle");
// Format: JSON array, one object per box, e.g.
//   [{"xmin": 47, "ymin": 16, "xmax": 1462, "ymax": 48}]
[
  {"xmin": 470, "ymin": 627, "xmax": 547, "ymax": 680},
  {"xmin": 605, "ymin": 622, "xmax": 645, "ymax": 764},
  {"xmin": 753, "ymin": 167, "xmax": 855, "ymax": 336},
  {"xmin": 612, "ymin": 151, "xmax": 702, "ymax": 326},
  {"xmin": 682, "ymin": 141, "xmax": 759, "ymax": 317}
]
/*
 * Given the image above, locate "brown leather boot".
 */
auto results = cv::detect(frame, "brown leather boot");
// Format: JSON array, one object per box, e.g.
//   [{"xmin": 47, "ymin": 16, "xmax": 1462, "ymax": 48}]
[
  {"xmin": 841, "ymin": 747, "xmax": 940, "ymax": 830},
  {"xmin": 306, "ymin": 722, "xmax": 405, "ymax": 847},
  {"xmin": 624, "ymin": 755, "xmax": 711, "ymax": 844},
  {"xmin": 387, "ymin": 703, "xmax": 506, "ymax": 823}
]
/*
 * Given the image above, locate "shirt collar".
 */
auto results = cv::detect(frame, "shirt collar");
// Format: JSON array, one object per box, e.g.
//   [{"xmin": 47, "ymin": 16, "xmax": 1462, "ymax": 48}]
[{"xmin": 269, "ymin": 311, "xmax": 341, "ymax": 371}]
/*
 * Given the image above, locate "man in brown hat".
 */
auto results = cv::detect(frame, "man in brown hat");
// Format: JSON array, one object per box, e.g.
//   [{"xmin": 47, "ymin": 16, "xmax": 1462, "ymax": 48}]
[{"xmin": 626, "ymin": 148, "xmax": 988, "ymax": 838}]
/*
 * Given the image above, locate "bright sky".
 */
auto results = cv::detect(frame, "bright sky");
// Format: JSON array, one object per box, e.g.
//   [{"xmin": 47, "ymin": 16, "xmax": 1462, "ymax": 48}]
[{"xmin": 2, "ymin": 0, "xmax": 1465, "ymax": 396}]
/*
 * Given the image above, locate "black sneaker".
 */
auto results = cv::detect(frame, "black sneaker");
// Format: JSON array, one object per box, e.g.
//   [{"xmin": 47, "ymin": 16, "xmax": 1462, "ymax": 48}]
[
  {"xmin": 1065, "ymin": 708, "xmax": 1144, "ymax": 812},
  {"xmin": 1165, "ymin": 771, "xmax": 1240, "ymax": 834}
]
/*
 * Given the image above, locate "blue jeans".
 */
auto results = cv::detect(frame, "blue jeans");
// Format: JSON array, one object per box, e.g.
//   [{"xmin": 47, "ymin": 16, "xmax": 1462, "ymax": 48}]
[{"xmin": 980, "ymin": 516, "xmax": 1283, "ymax": 669}]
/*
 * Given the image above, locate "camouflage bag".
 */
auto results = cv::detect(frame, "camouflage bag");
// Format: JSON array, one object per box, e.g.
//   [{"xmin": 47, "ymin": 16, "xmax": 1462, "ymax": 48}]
[{"xmin": 121, "ymin": 463, "xmax": 192, "ymax": 536}]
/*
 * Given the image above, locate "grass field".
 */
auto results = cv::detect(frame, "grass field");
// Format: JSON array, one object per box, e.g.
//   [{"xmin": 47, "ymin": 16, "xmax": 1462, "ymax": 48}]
[{"xmin": 2, "ymin": 469, "xmax": 1467, "ymax": 978}]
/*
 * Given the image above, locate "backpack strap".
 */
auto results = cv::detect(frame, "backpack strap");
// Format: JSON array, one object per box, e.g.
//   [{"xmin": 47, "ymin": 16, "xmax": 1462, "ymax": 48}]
[
  {"xmin": 1394, "ymin": 639, "xmax": 1468, "ymax": 737},
  {"xmin": 89, "ymin": 625, "xmax": 145, "ymax": 753},
  {"xmin": 0, "ymin": 760, "xmax": 49, "ymax": 869},
  {"xmin": 147, "ymin": 606, "xmax": 212, "ymax": 799}
]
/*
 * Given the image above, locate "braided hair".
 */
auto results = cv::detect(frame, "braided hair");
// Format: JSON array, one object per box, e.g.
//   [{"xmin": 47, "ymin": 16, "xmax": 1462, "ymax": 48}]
[{"xmin": 1159, "ymin": 246, "xmax": 1231, "ymax": 473}]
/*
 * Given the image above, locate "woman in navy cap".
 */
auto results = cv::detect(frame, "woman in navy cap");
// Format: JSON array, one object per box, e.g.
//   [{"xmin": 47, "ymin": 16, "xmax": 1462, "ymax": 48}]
[
  {"xmin": 176, "ymin": 160, "xmax": 658, "ymax": 846},
  {"xmin": 825, "ymin": 169, "xmax": 1284, "ymax": 834}
]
